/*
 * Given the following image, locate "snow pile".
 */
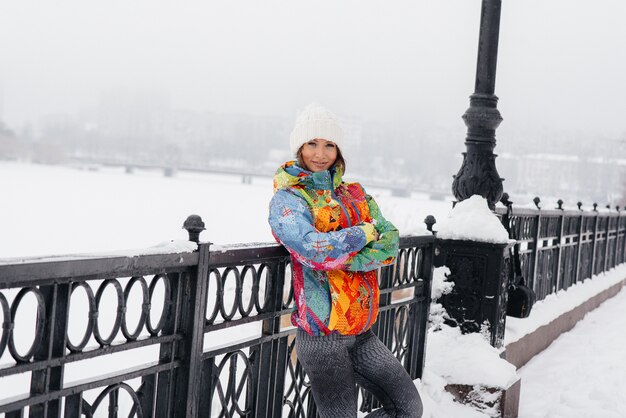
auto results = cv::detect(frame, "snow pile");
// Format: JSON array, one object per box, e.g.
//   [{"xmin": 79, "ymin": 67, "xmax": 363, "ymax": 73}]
[
  {"xmin": 422, "ymin": 267, "xmax": 519, "ymax": 417},
  {"xmin": 425, "ymin": 326, "xmax": 518, "ymax": 389},
  {"xmin": 426, "ymin": 269, "xmax": 517, "ymax": 390},
  {"xmin": 505, "ymin": 263, "xmax": 626, "ymax": 345},
  {"xmin": 436, "ymin": 195, "xmax": 509, "ymax": 244},
  {"xmin": 419, "ymin": 371, "xmax": 492, "ymax": 418}
]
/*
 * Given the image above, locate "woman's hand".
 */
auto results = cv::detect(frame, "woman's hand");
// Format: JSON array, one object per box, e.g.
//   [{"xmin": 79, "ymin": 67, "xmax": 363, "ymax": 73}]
[{"xmin": 359, "ymin": 222, "xmax": 379, "ymax": 244}]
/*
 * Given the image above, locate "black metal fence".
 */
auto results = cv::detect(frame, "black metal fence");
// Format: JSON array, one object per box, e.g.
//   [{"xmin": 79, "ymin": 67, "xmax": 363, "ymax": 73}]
[
  {"xmin": 497, "ymin": 202, "xmax": 626, "ymax": 302},
  {"xmin": 0, "ymin": 224, "xmax": 434, "ymax": 418}
]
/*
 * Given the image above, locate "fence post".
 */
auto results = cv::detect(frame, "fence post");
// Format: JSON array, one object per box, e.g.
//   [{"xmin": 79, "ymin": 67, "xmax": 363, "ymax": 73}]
[
  {"xmin": 611, "ymin": 206, "xmax": 621, "ymax": 267},
  {"xmin": 530, "ymin": 198, "xmax": 542, "ymax": 296},
  {"xmin": 250, "ymin": 257, "xmax": 288, "ymax": 418},
  {"xmin": 604, "ymin": 210, "xmax": 611, "ymax": 272},
  {"xmin": 376, "ymin": 259, "xmax": 395, "ymax": 356},
  {"xmin": 620, "ymin": 209, "xmax": 626, "ymax": 263},
  {"xmin": 574, "ymin": 207, "xmax": 584, "ymax": 284},
  {"xmin": 590, "ymin": 205, "xmax": 599, "ymax": 277},
  {"xmin": 155, "ymin": 271, "xmax": 182, "ymax": 417},
  {"xmin": 267, "ymin": 259, "xmax": 289, "ymax": 418},
  {"xmin": 166, "ymin": 216, "xmax": 210, "ymax": 418},
  {"xmin": 436, "ymin": 238, "xmax": 512, "ymax": 348},
  {"xmin": 29, "ymin": 284, "xmax": 71, "ymax": 418},
  {"xmin": 412, "ymin": 237, "xmax": 434, "ymax": 379},
  {"xmin": 554, "ymin": 203, "xmax": 565, "ymax": 293}
]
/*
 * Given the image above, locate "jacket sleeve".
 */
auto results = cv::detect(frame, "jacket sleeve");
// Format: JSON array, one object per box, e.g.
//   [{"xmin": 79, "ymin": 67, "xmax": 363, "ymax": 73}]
[
  {"xmin": 346, "ymin": 193, "xmax": 400, "ymax": 272},
  {"xmin": 269, "ymin": 189, "xmax": 376, "ymax": 271}
]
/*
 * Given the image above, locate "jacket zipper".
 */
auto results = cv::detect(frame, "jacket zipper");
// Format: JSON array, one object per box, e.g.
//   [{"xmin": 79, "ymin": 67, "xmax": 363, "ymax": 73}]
[
  {"xmin": 332, "ymin": 190, "xmax": 352, "ymax": 227},
  {"xmin": 361, "ymin": 277, "xmax": 374, "ymax": 332},
  {"xmin": 327, "ymin": 179, "xmax": 374, "ymax": 334},
  {"xmin": 350, "ymin": 202, "xmax": 362, "ymax": 223}
]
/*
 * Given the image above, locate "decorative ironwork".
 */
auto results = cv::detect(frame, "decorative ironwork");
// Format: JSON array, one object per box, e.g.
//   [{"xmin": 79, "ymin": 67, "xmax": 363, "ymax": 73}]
[
  {"xmin": 183, "ymin": 214, "xmax": 206, "ymax": 243},
  {"xmin": 205, "ymin": 262, "xmax": 275, "ymax": 326},
  {"xmin": 89, "ymin": 382, "xmax": 143, "ymax": 418},
  {"xmin": 452, "ymin": 147, "xmax": 503, "ymax": 210},
  {"xmin": 496, "ymin": 200, "xmax": 625, "ymax": 302},
  {"xmin": 437, "ymin": 240, "xmax": 511, "ymax": 347},
  {"xmin": 432, "ymin": 194, "xmax": 626, "ymax": 349},
  {"xmin": 441, "ymin": 255, "xmax": 485, "ymax": 333},
  {"xmin": 208, "ymin": 351, "xmax": 255, "ymax": 417},
  {"xmin": 0, "ymin": 217, "xmax": 435, "ymax": 418},
  {"xmin": 8, "ymin": 287, "xmax": 46, "ymax": 363},
  {"xmin": 283, "ymin": 337, "xmax": 316, "ymax": 418},
  {"xmin": 452, "ymin": 0, "xmax": 505, "ymax": 210}
]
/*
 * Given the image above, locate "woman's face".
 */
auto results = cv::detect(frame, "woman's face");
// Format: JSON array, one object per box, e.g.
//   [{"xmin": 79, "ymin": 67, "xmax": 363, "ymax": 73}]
[{"xmin": 300, "ymin": 138, "xmax": 338, "ymax": 172}]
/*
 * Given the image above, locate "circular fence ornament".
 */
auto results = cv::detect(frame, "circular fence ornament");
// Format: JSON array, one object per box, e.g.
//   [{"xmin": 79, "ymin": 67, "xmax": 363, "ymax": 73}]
[{"xmin": 8, "ymin": 287, "xmax": 46, "ymax": 363}]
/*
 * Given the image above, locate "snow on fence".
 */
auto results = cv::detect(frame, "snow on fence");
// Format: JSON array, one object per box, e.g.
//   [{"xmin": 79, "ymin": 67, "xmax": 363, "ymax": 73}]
[{"xmin": 0, "ymin": 217, "xmax": 434, "ymax": 418}]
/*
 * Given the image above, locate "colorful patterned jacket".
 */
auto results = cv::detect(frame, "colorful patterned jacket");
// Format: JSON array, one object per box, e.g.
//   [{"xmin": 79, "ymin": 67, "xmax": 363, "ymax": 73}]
[{"xmin": 268, "ymin": 161, "xmax": 399, "ymax": 336}]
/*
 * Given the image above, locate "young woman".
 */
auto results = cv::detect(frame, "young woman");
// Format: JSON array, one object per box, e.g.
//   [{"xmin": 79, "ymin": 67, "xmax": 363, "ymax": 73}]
[{"xmin": 268, "ymin": 103, "xmax": 423, "ymax": 417}]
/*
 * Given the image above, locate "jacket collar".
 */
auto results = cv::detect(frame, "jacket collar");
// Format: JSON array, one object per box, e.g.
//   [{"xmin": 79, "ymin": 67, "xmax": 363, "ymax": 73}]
[{"xmin": 273, "ymin": 161, "xmax": 343, "ymax": 193}]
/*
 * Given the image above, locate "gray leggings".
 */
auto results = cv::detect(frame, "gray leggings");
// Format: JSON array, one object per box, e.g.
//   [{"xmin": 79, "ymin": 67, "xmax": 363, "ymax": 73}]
[{"xmin": 296, "ymin": 329, "xmax": 423, "ymax": 418}]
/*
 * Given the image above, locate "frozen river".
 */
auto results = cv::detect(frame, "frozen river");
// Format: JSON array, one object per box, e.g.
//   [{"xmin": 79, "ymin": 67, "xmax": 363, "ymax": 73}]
[{"xmin": 0, "ymin": 161, "xmax": 451, "ymax": 260}]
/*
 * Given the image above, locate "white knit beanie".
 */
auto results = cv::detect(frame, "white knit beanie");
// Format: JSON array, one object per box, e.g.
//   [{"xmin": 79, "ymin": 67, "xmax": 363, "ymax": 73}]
[{"xmin": 289, "ymin": 103, "xmax": 344, "ymax": 156}]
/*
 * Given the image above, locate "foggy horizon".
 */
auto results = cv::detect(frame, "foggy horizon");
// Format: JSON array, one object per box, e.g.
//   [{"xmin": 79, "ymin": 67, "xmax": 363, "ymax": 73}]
[{"xmin": 1, "ymin": 0, "xmax": 625, "ymax": 140}]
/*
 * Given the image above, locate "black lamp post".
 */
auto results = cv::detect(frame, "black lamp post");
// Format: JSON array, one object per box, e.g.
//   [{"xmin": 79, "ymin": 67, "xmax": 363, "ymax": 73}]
[
  {"xmin": 452, "ymin": 0, "xmax": 504, "ymax": 210},
  {"xmin": 439, "ymin": 0, "xmax": 514, "ymax": 350}
]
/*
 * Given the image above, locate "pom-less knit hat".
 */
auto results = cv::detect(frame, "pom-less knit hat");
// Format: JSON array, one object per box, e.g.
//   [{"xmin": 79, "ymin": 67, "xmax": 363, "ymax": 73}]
[{"xmin": 289, "ymin": 103, "xmax": 344, "ymax": 156}]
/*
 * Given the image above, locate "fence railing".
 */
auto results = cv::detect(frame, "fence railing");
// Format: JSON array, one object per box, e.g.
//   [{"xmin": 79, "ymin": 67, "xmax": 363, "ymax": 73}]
[
  {"xmin": 497, "ymin": 202, "xmax": 626, "ymax": 301},
  {"xmin": 0, "ymin": 223, "xmax": 434, "ymax": 418},
  {"xmin": 5, "ymin": 202, "xmax": 621, "ymax": 416}
]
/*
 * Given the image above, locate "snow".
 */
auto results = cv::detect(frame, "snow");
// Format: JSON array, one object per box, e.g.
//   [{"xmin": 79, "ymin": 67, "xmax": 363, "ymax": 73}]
[
  {"xmin": 1, "ymin": 162, "xmax": 626, "ymax": 417},
  {"xmin": 430, "ymin": 266, "xmax": 454, "ymax": 301},
  {"xmin": 426, "ymin": 325, "xmax": 518, "ymax": 389},
  {"xmin": 436, "ymin": 195, "xmax": 510, "ymax": 244},
  {"xmin": 422, "ymin": 263, "xmax": 626, "ymax": 417},
  {"xmin": 0, "ymin": 161, "xmax": 449, "ymax": 259},
  {"xmin": 518, "ymin": 286, "xmax": 626, "ymax": 418},
  {"xmin": 505, "ymin": 263, "xmax": 626, "ymax": 345},
  {"xmin": 426, "ymin": 267, "xmax": 518, "ymax": 389},
  {"xmin": 419, "ymin": 371, "xmax": 494, "ymax": 418},
  {"xmin": 0, "ymin": 240, "xmax": 198, "ymax": 265}
]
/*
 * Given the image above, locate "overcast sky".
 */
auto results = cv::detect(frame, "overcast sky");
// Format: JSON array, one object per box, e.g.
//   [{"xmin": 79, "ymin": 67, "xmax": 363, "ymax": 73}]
[{"xmin": 1, "ymin": 0, "xmax": 625, "ymax": 138}]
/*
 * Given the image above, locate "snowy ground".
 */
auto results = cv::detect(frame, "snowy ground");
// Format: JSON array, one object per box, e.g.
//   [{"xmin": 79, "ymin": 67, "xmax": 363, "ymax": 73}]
[
  {"xmin": 1, "ymin": 162, "xmax": 625, "ymax": 417},
  {"xmin": 518, "ymin": 286, "xmax": 626, "ymax": 418}
]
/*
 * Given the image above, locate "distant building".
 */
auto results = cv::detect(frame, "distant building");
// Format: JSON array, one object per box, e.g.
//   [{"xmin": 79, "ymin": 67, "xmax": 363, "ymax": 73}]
[
  {"xmin": 0, "ymin": 121, "xmax": 20, "ymax": 160},
  {"xmin": 499, "ymin": 153, "xmax": 626, "ymax": 203}
]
